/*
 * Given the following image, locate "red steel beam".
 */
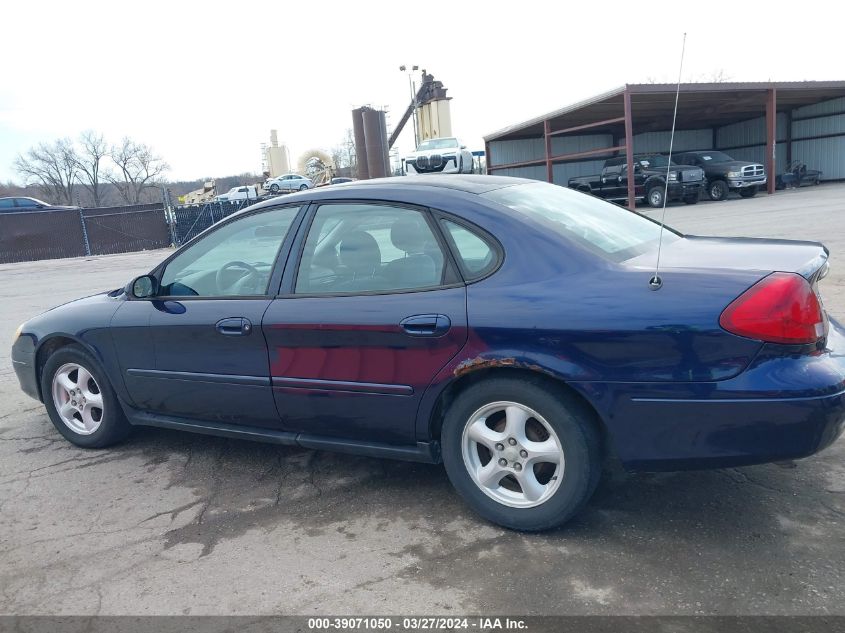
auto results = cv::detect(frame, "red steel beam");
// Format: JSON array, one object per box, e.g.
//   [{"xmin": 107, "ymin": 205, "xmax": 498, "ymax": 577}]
[
  {"xmin": 623, "ymin": 88, "xmax": 636, "ymax": 210},
  {"xmin": 766, "ymin": 88, "xmax": 777, "ymax": 195},
  {"xmin": 543, "ymin": 120, "xmax": 553, "ymax": 183},
  {"xmin": 547, "ymin": 116, "xmax": 626, "ymax": 137}
]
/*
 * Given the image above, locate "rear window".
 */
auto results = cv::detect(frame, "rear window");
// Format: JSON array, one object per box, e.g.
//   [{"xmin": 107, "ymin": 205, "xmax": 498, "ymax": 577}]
[{"xmin": 481, "ymin": 182, "xmax": 680, "ymax": 262}]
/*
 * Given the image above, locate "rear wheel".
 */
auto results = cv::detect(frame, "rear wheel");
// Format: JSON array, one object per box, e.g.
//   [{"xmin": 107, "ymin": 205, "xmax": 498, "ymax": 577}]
[
  {"xmin": 739, "ymin": 186, "xmax": 757, "ymax": 198},
  {"xmin": 299, "ymin": 184, "xmax": 307, "ymax": 191},
  {"xmin": 441, "ymin": 377, "xmax": 601, "ymax": 531},
  {"xmin": 41, "ymin": 345, "xmax": 130, "ymax": 448},
  {"xmin": 708, "ymin": 179, "xmax": 728, "ymax": 201}
]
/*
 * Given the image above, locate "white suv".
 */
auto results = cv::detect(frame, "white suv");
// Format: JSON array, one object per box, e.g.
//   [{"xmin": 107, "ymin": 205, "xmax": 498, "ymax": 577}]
[
  {"xmin": 265, "ymin": 174, "xmax": 313, "ymax": 193},
  {"xmin": 404, "ymin": 138, "xmax": 474, "ymax": 175}
]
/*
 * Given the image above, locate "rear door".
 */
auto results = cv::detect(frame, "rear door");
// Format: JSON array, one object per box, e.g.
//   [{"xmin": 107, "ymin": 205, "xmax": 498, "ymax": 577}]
[{"xmin": 263, "ymin": 201, "xmax": 468, "ymax": 445}]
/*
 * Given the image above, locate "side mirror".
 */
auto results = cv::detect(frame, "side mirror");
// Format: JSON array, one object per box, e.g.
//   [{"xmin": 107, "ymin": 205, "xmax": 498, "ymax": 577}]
[{"xmin": 128, "ymin": 275, "xmax": 158, "ymax": 299}]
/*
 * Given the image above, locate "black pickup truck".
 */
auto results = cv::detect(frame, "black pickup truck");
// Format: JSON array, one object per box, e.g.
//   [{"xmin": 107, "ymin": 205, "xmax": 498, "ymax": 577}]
[
  {"xmin": 568, "ymin": 155, "xmax": 705, "ymax": 207},
  {"xmin": 673, "ymin": 150, "xmax": 766, "ymax": 201}
]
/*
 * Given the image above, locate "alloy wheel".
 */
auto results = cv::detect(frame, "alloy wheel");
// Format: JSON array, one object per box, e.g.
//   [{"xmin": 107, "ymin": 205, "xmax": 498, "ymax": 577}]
[
  {"xmin": 51, "ymin": 362, "xmax": 105, "ymax": 435},
  {"xmin": 461, "ymin": 401, "xmax": 565, "ymax": 508}
]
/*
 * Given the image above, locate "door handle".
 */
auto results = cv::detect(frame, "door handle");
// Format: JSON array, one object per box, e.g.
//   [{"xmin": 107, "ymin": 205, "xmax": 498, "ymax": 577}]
[
  {"xmin": 215, "ymin": 317, "xmax": 252, "ymax": 336},
  {"xmin": 400, "ymin": 314, "xmax": 451, "ymax": 337}
]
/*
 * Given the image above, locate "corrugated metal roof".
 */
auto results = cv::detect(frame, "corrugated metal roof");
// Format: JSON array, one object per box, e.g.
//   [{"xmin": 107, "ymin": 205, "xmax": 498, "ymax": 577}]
[{"xmin": 485, "ymin": 81, "xmax": 845, "ymax": 142}]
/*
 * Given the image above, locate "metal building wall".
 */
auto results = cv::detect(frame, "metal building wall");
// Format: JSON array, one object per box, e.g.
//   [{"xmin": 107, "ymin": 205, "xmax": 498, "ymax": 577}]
[
  {"xmin": 488, "ymin": 138, "xmax": 545, "ymax": 166},
  {"xmin": 552, "ymin": 160, "xmax": 607, "ymax": 186},
  {"xmin": 490, "ymin": 164, "xmax": 547, "ymax": 180},
  {"xmin": 632, "ymin": 129, "xmax": 713, "ymax": 153},
  {"xmin": 714, "ymin": 98, "xmax": 845, "ymax": 180},
  {"xmin": 716, "ymin": 113, "xmax": 788, "ymax": 147}
]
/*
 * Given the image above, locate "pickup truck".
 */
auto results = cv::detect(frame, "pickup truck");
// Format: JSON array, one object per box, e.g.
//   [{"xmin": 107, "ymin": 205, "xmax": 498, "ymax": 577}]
[
  {"xmin": 215, "ymin": 185, "xmax": 259, "ymax": 202},
  {"xmin": 673, "ymin": 150, "xmax": 766, "ymax": 201},
  {"xmin": 568, "ymin": 155, "xmax": 705, "ymax": 207}
]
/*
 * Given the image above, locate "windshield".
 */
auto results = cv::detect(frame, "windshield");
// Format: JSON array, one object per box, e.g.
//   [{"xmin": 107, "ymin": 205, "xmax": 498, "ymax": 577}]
[
  {"xmin": 481, "ymin": 182, "xmax": 681, "ymax": 262},
  {"xmin": 416, "ymin": 138, "xmax": 459, "ymax": 151},
  {"xmin": 637, "ymin": 155, "xmax": 675, "ymax": 169},
  {"xmin": 694, "ymin": 151, "xmax": 734, "ymax": 163}
]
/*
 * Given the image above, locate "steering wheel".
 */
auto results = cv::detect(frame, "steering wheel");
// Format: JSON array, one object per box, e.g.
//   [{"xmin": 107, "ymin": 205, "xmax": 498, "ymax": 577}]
[{"xmin": 216, "ymin": 260, "xmax": 260, "ymax": 294}]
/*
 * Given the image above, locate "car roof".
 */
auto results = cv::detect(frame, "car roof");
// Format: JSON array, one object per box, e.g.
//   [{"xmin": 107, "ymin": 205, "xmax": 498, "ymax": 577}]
[{"xmin": 328, "ymin": 175, "xmax": 530, "ymax": 195}]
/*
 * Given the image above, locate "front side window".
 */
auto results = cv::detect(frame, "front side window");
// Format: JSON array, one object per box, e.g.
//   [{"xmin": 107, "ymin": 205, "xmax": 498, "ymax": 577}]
[
  {"xmin": 482, "ymin": 182, "xmax": 681, "ymax": 262},
  {"xmin": 159, "ymin": 206, "xmax": 300, "ymax": 297},
  {"xmin": 296, "ymin": 204, "xmax": 446, "ymax": 294}
]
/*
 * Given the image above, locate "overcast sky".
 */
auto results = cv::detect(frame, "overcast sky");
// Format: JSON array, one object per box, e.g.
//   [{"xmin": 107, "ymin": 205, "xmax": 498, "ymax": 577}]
[{"xmin": 1, "ymin": 0, "xmax": 841, "ymax": 183}]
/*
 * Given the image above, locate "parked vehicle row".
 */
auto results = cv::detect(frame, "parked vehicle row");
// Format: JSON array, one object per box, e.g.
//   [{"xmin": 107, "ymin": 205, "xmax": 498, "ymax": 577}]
[
  {"xmin": 568, "ymin": 150, "xmax": 768, "ymax": 206},
  {"xmin": 568, "ymin": 154, "xmax": 705, "ymax": 207}
]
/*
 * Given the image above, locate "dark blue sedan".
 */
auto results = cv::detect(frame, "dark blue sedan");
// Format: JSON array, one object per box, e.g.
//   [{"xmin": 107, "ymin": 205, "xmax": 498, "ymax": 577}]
[{"xmin": 11, "ymin": 176, "xmax": 845, "ymax": 530}]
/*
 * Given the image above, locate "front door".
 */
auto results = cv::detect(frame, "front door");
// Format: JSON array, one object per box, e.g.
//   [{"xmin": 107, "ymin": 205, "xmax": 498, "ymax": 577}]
[
  {"xmin": 263, "ymin": 201, "xmax": 468, "ymax": 445},
  {"xmin": 112, "ymin": 204, "xmax": 303, "ymax": 427}
]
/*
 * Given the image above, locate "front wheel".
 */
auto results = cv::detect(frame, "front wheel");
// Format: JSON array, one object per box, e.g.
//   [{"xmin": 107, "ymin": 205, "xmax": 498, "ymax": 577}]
[
  {"xmin": 441, "ymin": 377, "xmax": 601, "ymax": 531},
  {"xmin": 41, "ymin": 345, "xmax": 130, "ymax": 448},
  {"xmin": 270, "ymin": 184, "xmax": 280, "ymax": 193},
  {"xmin": 708, "ymin": 179, "xmax": 728, "ymax": 201},
  {"xmin": 739, "ymin": 186, "xmax": 757, "ymax": 198},
  {"xmin": 647, "ymin": 185, "xmax": 665, "ymax": 208}
]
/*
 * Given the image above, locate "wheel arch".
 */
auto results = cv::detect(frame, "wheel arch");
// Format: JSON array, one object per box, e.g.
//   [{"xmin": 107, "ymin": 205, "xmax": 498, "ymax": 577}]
[
  {"xmin": 426, "ymin": 365, "xmax": 614, "ymax": 459},
  {"xmin": 34, "ymin": 334, "xmax": 98, "ymax": 401}
]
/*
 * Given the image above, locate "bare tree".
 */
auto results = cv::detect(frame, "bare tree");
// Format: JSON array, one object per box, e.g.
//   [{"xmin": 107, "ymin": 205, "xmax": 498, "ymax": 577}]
[
  {"xmin": 331, "ymin": 128, "xmax": 357, "ymax": 175},
  {"xmin": 13, "ymin": 139, "xmax": 78, "ymax": 205},
  {"xmin": 73, "ymin": 130, "xmax": 109, "ymax": 207},
  {"xmin": 108, "ymin": 137, "xmax": 169, "ymax": 204}
]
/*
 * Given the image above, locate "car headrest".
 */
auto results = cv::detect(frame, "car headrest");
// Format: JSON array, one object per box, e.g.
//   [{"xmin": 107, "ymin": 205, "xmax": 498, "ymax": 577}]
[
  {"xmin": 338, "ymin": 231, "xmax": 381, "ymax": 275},
  {"xmin": 390, "ymin": 217, "xmax": 428, "ymax": 254}
]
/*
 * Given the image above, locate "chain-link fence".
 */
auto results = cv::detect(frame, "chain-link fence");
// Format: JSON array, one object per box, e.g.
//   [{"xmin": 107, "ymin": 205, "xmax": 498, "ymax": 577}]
[
  {"xmin": 1, "ymin": 199, "xmax": 262, "ymax": 264},
  {"xmin": 1, "ymin": 204, "xmax": 171, "ymax": 264},
  {"xmin": 170, "ymin": 199, "xmax": 257, "ymax": 246}
]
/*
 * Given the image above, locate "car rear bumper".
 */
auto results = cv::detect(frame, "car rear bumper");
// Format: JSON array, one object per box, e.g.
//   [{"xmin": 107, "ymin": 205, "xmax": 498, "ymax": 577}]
[
  {"xmin": 575, "ymin": 318, "xmax": 845, "ymax": 471},
  {"xmin": 11, "ymin": 334, "xmax": 40, "ymax": 401}
]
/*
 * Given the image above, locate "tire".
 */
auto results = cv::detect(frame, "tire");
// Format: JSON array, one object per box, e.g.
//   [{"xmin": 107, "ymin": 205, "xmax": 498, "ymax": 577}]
[
  {"xmin": 646, "ymin": 185, "xmax": 665, "ymax": 208},
  {"xmin": 708, "ymin": 179, "xmax": 728, "ymax": 201},
  {"xmin": 270, "ymin": 184, "xmax": 280, "ymax": 193},
  {"xmin": 739, "ymin": 186, "xmax": 757, "ymax": 198},
  {"xmin": 299, "ymin": 184, "xmax": 308, "ymax": 191},
  {"xmin": 40, "ymin": 344, "xmax": 130, "ymax": 448},
  {"xmin": 441, "ymin": 377, "xmax": 601, "ymax": 531},
  {"xmin": 683, "ymin": 194, "xmax": 699, "ymax": 205}
]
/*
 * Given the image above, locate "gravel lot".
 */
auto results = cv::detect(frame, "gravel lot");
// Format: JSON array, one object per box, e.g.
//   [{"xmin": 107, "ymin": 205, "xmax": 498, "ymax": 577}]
[{"xmin": 1, "ymin": 184, "xmax": 843, "ymax": 615}]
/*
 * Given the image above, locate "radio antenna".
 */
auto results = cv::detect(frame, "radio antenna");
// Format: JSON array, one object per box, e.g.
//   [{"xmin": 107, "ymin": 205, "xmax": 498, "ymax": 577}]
[{"xmin": 649, "ymin": 32, "xmax": 687, "ymax": 291}]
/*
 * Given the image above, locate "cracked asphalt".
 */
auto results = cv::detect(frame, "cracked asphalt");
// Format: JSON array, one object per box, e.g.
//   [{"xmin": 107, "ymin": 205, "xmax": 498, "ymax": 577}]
[{"xmin": 1, "ymin": 185, "xmax": 844, "ymax": 615}]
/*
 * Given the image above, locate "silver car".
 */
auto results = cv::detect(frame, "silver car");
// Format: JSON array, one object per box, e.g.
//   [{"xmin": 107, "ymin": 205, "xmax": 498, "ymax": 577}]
[{"xmin": 264, "ymin": 174, "xmax": 313, "ymax": 193}]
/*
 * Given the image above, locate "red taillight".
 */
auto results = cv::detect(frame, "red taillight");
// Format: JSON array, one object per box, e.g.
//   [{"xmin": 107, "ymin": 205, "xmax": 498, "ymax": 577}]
[{"xmin": 719, "ymin": 272, "xmax": 825, "ymax": 345}]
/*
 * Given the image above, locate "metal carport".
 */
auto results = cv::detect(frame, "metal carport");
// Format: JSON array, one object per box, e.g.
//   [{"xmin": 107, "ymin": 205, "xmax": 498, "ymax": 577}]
[{"xmin": 484, "ymin": 81, "xmax": 845, "ymax": 209}]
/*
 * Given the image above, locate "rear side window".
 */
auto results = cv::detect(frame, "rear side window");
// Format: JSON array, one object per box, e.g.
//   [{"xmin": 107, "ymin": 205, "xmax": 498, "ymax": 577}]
[
  {"xmin": 482, "ymin": 182, "xmax": 680, "ymax": 262},
  {"xmin": 441, "ymin": 219, "xmax": 499, "ymax": 281}
]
